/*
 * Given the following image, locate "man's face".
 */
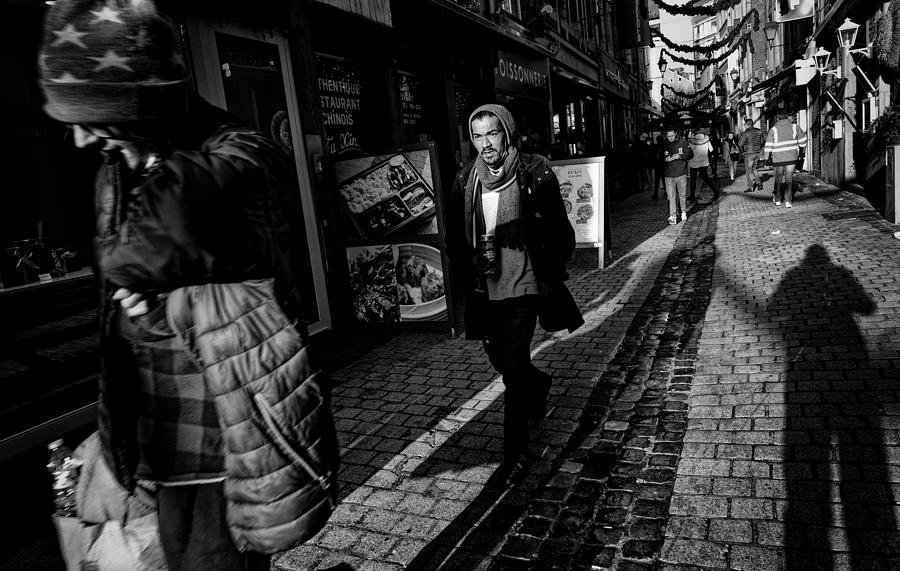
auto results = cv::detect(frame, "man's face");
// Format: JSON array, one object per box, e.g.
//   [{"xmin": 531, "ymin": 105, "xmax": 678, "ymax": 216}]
[
  {"xmin": 471, "ymin": 115, "xmax": 508, "ymax": 168},
  {"xmin": 666, "ymin": 131, "xmax": 676, "ymax": 142}
]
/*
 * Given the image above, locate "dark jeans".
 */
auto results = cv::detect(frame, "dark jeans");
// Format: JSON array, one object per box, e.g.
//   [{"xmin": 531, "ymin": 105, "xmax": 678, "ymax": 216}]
[
  {"xmin": 689, "ymin": 166, "xmax": 719, "ymax": 198},
  {"xmin": 482, "ymin": 295, "xmax": 551, "ymax": 459},
  {"xmin": 158, "ymin": 483, "xmax": 271, "ymax": 571},
  {"xmin": 653, "ymin": 163, "xmax": 664, "ymax": 194}
]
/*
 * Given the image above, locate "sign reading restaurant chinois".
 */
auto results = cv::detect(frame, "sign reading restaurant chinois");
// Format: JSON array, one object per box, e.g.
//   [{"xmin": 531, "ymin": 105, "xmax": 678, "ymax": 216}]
[
  {"xmin": 312, "ymin": 0, "xmax": 392, "ymax": 27},
  {"xmin": 495, "ymin": 50, "xmax": 550, "ymax": 100}
]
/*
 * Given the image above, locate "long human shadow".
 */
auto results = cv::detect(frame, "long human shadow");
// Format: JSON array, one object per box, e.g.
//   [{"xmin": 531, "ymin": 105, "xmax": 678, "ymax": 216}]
[{"xmin": 770, "ymin": 245, "xmax": 896, "ymax": 569}]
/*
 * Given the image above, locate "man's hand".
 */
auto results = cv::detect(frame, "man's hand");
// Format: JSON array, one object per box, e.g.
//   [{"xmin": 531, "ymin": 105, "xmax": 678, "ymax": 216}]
[{"xmin": 113, "ymin": 287, "xmax": 150, "ymax": 317}]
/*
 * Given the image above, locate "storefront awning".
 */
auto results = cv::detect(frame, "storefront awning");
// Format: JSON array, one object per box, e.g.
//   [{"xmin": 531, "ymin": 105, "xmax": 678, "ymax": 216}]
[
  {"xmin": 748, "ymin": 64, "xmax": 795, "ymax": 96},
  {"xmin": 312, "ymin": 0, "xmax": 392, "ymax": 27}
]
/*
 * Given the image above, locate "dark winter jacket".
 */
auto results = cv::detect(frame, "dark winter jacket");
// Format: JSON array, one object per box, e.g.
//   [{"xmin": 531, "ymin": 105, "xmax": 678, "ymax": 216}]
[
  {"xmin": 93, "ymin": 97, "xmax": 305, "ymax": 490},
  {"xmin": 662, "ymin": 137, "xmax": 694, "ymax": 178},
  {"xmin": 737, "ymin": 126, "xmax": 765, "ymax": 156},
  {"xmin": 448, "ymin": 152, "xmax": 584, "ymax": 339},
  {"xmin": 167, "ymin": 279, "xmax": 339, "ymax": 554}
]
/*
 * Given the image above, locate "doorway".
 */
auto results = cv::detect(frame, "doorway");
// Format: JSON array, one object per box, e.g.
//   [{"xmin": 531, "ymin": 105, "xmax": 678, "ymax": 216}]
[{"xmin": 187, "ymin": 22, "xmax": 331, "ymax": 333}]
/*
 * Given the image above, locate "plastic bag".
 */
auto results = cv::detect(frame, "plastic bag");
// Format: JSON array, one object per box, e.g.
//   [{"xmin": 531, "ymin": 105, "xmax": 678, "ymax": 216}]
[{"xmin": 53, "ymin": 432, "xmax": 167, "ymax": 571}]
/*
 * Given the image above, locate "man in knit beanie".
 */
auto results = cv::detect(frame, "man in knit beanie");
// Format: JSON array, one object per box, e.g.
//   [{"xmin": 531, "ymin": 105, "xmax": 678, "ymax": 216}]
[
  {"xmin": 447, "ymin": 104, "xmax": 583, "ymax": 487},
  {"xmin": 38, "ymin": 1, "xmax": 308, "ymax": 568}
]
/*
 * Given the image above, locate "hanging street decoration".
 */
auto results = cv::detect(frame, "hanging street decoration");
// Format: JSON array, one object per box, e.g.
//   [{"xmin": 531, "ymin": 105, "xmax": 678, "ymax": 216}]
[
  {"xmin": 652, "ymin": 9, "xmax": 759, "ymax": 54},
  {"xmin": 661, "ymin": 76, "xmax": 720, "ymax": 100},
  {"xmin": 652, "ymin": 0, "xmax": 743, "ymax": 17},
  {"xmin": 659, "ymin": 33, "xmax": 754, "ymax": 68}
]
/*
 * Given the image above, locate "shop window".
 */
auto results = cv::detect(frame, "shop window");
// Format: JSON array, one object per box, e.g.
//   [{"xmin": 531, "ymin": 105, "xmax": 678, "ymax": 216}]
[
  {"xmin": 499, "ymin": 0, "xmax": 521, "ymax": 19},
  {"xmin": 1, "ymin": 5, "xmax": 98, "ymax": 290},
  {"xmin": 397, "ymin": 71, "xmax": 431, "ymax": 145},
  {"xmin": 553, "ymin": 113, "xmax": 561, "ymax": 138}
]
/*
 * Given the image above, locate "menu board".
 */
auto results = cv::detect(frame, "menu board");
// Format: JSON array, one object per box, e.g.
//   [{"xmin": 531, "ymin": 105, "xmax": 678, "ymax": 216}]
[
  {"xmin": 315, "ymin": 53, "xmax": 365, "ymax": 156},
  {"xmin": 334, "ymin": 149, "xmax": 437, "ymax": 240},
  {"xmin": 398, "ymin": 72, "xmax": 427, "ymax": 144},
  {"xmin": 551, "ymin": 156, "xmax": 606, "ymax": 267},
  {"xmin": 334, "ymin": 143, "xmax": 454, "ymax": 329}
]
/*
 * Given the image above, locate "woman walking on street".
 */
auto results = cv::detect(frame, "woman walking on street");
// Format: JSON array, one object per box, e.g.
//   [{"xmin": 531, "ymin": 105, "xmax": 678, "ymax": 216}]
[
  {"xmin": 722, "ymin": 132, "xmax": 738, "ymax": 181},
  {"xmin": 688, "ymin": 130, "xmax": 720, "ymax": 201}
]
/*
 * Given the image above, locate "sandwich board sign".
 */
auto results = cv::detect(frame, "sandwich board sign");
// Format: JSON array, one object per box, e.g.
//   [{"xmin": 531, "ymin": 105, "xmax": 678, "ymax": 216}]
[{"xmin": 550, "ymin": 156, "xmax": 607, "ymax": 268}]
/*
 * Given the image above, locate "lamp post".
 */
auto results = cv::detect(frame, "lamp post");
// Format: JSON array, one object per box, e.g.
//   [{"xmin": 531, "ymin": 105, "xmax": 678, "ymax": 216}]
[
  {"xmin": 836, "ymin": 18, "xmax": 860, "ymax": 50},
  {"xmin": 658, "ymin": 54, "xmax": 668, "ymax": 74},
  {"xmin": 814, "ymin": 47, "xmax": 839, "ymax": 78},
  {"xmin": 730, "ymin": 68, "xmax": 739, "ymax": 87},
  {"xmin": 764, "ymin": 20, "xmax": 778, "ymax": 49}
]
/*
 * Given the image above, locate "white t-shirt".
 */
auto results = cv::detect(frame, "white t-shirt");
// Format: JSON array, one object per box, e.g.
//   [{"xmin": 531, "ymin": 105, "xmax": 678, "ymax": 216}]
[{"xmin": 481, "ymin": 190, "xmax": 499, "ymax": 236}]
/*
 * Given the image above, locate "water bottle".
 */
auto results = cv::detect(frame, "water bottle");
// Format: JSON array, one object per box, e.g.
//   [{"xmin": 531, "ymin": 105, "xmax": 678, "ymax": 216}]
[{"xmin": 47, "ymin": 439, "xmax": 81, "ymax": 517}]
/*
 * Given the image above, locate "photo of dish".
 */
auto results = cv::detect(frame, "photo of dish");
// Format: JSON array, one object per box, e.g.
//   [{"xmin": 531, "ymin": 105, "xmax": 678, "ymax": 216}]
[
  {"xmin": 564, "ymin": 200, "xmax": 572, "ymax": 214},
  {"xmin": 576, "ymin": 204, "xmax": 593, "ymax": 222},
  {"xmin": 559, "ymin": 180, "xmax": 573, "ymax": 198},
  {"xmin": 336, "ymin": 153, "xmax": 435, "ymax": 238},
  {"xmin": 576, "ymin": 182, "xmax": 593, "ymax": 202},
  {"xmin": 347, "ymin": 245, "xmax": 400, "ymax": 324},
  {"xmin": 395, "ymin": 243, "xmax": 447, "ymax": 321}
]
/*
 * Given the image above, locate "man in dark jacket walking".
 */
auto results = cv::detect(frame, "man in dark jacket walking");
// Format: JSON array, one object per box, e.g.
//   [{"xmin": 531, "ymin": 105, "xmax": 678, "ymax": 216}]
[
  {"xmin": 37, "ymin": 0, "xmax": 310, "ymax": 568},
  {"xmin": 662, "ymin": 129, "xmax": 693, "ymax": 225},
  {"xmin": 737, "ymin": 117, "xmax": 766, "ymax": 193},
  {"xmin": 448, "ymin": 104, "xmax": 583, "ymax": 487}
]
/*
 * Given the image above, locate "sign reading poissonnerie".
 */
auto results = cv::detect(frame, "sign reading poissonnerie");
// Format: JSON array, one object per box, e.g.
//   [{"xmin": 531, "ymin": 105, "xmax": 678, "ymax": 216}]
[{"xmin": 495, "ymin": 50, "xmax": 550, "ymax": 100}]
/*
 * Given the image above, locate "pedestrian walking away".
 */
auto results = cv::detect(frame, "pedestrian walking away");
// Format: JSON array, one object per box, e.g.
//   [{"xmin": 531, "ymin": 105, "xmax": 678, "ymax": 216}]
[
  {"xmin": 764, "ymin": 112, "xmax": 807, "ymax": 208},
  {"xmin": 688, "ymin": 130, "xmax": 720, "ymax": 201},
  {"xmin": 37, "ymin": 1, "xmax": 339, "ymax": 568},
  {"xmin": 737, "ymin": 117, "xmax": 765, "ymax": 192},
  {"xmin": 661, "ymin": 129, "xmax": 693, "ymax": 224},
  {"xmin": 652, "ymin": 134, "xmax": 666, "ymax": 200},
  {"xmin": 447, "ymin": 103, "xmax": 584, "ymax": 487},
  {"xmin": 723, "ymin": 132, "xmax": 739, "ymax": 181}
]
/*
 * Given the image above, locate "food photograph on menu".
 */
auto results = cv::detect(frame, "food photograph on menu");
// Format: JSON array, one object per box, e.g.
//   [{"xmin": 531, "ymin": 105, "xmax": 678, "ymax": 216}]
[
  {"xmin": 346, "ymin": 243, "xmax": 448, "ymax": 324},
  {"xmin": 334, "ymin": 149, "xmax": 438, "ymax": 240}
]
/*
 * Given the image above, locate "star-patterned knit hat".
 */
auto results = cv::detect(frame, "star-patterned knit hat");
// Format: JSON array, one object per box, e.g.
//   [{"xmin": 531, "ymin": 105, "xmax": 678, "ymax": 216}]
[{"xmin": 38, "ymin": 0, "xmax": 189, "ymax": 124}]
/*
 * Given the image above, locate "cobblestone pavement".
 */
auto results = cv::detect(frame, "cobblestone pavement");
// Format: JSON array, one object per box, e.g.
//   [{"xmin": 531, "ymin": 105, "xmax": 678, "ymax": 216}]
[{"xmin": 276, "ymin": 167, "xmax": 900, "ymax": 571}]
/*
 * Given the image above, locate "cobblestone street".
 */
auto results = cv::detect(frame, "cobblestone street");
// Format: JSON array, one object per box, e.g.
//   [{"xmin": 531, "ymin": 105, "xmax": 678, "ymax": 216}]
[{"xmin": 274, "ymin": 167, "xmax": 900, "ymax": 571}]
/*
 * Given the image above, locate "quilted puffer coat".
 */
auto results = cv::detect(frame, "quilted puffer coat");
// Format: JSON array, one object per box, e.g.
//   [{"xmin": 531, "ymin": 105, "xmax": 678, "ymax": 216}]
[{"xmin": 167, "ymin": 278, "xmax": 339, "ymax": 553}]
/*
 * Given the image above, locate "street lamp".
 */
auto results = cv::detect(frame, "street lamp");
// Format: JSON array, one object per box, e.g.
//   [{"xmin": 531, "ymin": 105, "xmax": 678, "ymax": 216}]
[
  {"xmin": 658, "ymin": 54, "xmax": 668, "ymax": 73},
  {"xmin": 836, "ymin": 18, "xmax": 860, "ymax": 49},
  {"xmin": 764, "ymin": 20, "xmax": 778, "ymax": 48},
  {"xmin": 730, "ymin": 68, "xmax": 740, "ymax": 86},
  {"xmin": 814, "ymin": 47, "xmax": 840, "ymax": 78}
]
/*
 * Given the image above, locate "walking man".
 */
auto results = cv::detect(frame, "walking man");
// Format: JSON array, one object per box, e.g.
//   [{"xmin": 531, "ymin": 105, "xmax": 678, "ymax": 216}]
[
  {"xmin": 662, "ymin": 129, "xmax": 693, "ymax": 225},
  {"xmin": 763, "ymin": 112, "xmax": 808, "ymax": 208},
  {"xmin": 737, "ymin": 117, "xmax": 765, "ymax": 193},
  {"xmin": 38, "ymin": 1, "xmax": 323, "ymax": 568},
  {"xmin": 448, "ymin": 104, "xmax": 583, "ymax": 486}
]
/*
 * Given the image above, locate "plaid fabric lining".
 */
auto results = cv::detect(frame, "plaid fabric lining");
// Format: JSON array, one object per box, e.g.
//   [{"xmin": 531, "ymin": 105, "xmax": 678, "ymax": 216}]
[{"xmin": 118, "ymin": 303, "xmax": 225, "ymax": 483}]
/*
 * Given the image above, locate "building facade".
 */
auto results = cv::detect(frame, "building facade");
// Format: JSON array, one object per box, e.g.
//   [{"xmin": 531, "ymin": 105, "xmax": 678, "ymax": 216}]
[{"xmin": 0, "ymin": 0, "xmax": 651, "ymax": 457}]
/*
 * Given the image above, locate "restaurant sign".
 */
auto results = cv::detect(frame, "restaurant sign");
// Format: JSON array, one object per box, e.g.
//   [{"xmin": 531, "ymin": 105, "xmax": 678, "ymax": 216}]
[{"xmin": 495, "ymin": 50, "xmax": 550, "ymax": 100}]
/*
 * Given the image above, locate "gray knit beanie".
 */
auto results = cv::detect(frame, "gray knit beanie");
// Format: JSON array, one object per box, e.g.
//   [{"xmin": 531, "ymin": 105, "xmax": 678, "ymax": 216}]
[
  {"xmin": 468, "ymin": 103, "xmax": 517, "ymax": 146},
  {"xmin": 38, "ymin": 0, "xmax": 189, "ymax": 124}
]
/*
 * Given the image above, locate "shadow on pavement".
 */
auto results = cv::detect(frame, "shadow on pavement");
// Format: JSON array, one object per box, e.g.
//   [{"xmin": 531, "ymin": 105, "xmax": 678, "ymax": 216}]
[{"xmin": 770, "ymin": 245, "xmax": 898, "ymax": 569}]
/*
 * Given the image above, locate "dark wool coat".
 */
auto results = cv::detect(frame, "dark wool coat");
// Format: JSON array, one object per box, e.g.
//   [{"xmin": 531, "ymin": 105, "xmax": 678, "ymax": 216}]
[
  {"xmin": 448, "ymin": 152, "xmax": 584, "ymax": 340},
  {"xmin": 93, "ymin": 97, "xmax": 305, "ymax": 490}
]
